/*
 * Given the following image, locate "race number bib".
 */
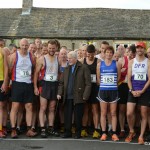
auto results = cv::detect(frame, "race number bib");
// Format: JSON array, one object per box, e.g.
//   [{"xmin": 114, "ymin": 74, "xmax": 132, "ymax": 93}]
[
  {"xmin": 45, "ymin": 74, "xmax": 57, "ymax": 82},
  {"xmin": 20, "ymin": 70, "xmax": 31, "ymax": 77},
  {"xmin": 102, "ymin": 75, "xmax": 114, "ymax": 84},
  {"xmin": 91, "ymin": 74, "xmax": 96, "ymax": 83},
  {"xmin": 134, "ymin": 73, "xmax": 146, "ymax": 81}
]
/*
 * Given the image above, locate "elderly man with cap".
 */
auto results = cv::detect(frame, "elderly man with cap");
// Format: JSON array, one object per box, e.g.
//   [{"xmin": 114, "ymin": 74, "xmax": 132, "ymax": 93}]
[
  {"xmin": 57, "ymin": 51, "xmax": 91, "ymax": 139},
  {"xmin": 125, "ymin": 41, "xmax": 150, "ymax": 144}
]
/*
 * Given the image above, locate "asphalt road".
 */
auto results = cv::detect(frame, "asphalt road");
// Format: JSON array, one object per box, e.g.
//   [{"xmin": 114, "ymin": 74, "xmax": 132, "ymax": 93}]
[{"xmin": 0, "ymin": 136, "xmax": 150, "ymax": 150}]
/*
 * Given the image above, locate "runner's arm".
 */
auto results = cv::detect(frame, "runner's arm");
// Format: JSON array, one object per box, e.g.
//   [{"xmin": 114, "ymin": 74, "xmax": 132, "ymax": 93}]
[
  {"xmin": 8, "ymin": 53, "xmax": 16, "ymax": 77},
  {"xmin": 34, "ymin": 57, "xmax": 43, "ymax": 89},
  {"xmin": 127, "ymin": 59, "xmax": 133, "ymax": 90},
  {"xmin": 117, "ymin": 61, "xmax": 121, "ymax": 82},
  {"xmin": 96, "ymin": 62, "xmax": 101, "ymax": 85},
  {"xmin": 141, "ymin": 60, "xmax": 150, "ymax": 93},
  {"xmin": 2, "ymin": 49, "xmax": 9, "ymax": 86}
]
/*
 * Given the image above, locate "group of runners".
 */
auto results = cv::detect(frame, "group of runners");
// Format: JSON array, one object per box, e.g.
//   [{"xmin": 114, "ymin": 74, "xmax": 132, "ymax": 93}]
[{"xmin": 0, "ymin": 38, "xmax": 150, "ymax": 145}]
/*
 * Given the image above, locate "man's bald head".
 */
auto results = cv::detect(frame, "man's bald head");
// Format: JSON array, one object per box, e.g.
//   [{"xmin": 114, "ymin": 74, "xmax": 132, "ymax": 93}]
[
  {"xmin": 19, "ymin": 38, "xmax": 29, "ymax": 52},
  {"xmin": 60, "ymin": 48, "xmax": 67, "ymax": 54},
  {"xmin": 59, "ymin": 47, "xmax": 67, "ymax": 61},
  {"xmin": 20, "ymin": 38, "xmax": 29, "ymax": 45}
]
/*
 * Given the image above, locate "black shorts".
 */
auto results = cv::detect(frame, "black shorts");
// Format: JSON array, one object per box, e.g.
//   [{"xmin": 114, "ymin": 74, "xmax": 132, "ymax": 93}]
[
  {"xmin": 87, "ymin": 84, "xmax": 99, "ymax": 104},
  {"xmin": 11, "ymin": 81, "xmax": 34, "ymax": 103},
  {"xmin": 0, "ymin": 81, "xmax": 7, "ymax": 101},
  {"xmin": 40, "ymin": 80, "xmax": 58, "ymax": 100},
  {"xmin": 128, "ymin": 91, "xmax": 150, "ymax": 107},
  {"xmin": 33, "ymin": 95, "xmax": 39, "ymax": 102},
  {"xmin": 7, "ymin": 87, "xmax": 11, "ymax": 98},
  {"xmin": 97, "ymin": 90, "xmax": 119, "ymax": 103},
  {"xmin": 118, "ymin": 83, "xmax": 129, "ymax": 104}
]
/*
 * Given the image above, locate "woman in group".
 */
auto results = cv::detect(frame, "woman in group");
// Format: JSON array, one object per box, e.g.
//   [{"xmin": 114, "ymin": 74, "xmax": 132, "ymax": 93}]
[{"xmin": 97, "ymin": 46, "xmax": 121, "ymax": 141}]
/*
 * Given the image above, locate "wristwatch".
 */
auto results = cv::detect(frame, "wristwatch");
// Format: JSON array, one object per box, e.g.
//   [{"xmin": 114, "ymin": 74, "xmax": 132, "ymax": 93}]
[{"xmin": 129, "ymin": 89, "xmax": 133, "ymax": 92}]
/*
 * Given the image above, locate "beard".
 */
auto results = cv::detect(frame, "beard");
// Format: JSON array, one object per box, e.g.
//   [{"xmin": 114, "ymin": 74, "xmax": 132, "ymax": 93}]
[
  {"xmin": 49, "ymin": 51, "xmax": 55, "ymax": 56},
  {"xmin": 137, "ymin": 51, "xmax": 144, "ymax": 56}
]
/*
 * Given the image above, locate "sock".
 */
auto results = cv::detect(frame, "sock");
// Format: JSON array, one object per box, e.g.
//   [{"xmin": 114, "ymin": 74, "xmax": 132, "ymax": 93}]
[
  {"xmin": 0, "ymin": 125, "xmax": 2, "ymax": 131},
  {"xmin": 97, "ymin": 124, "xmax": 101, "ymax": 129},
  {"xmin": 61, "ymin": 123, "xmax": 64, "ymax": 127},
  {"xmin": 32, "ymin": 126, "xmax": 35, "ymax": 129},
  {"xmin": 95, "ymin": 128, "xmax": 99, "ymax": 132},
  {"xmin": 82, "ymin": 126, "xmax": 87, "ymax": 130},
  {"xmin": 41, "ymin": 127, "xmax": 45, "ymax": 131},
  {"xmin": 3, "ymin": 126, "xmax": 6, "ymax": 129},
  {"xmin": 112, "ymin": 131, "xmax": 117, "ymax": 135},
  {"xmin": 121, "ymin": 129, "xmax": 125, "ymax": 132},
  {"xmin": 27, "ymin": 126, "xmax": 31, "ymax": 130},
  {"xmin": 16, "ymin": 126, "xmax": 20, "ymax": 129},
  {"xmin": 48, "ymin": 126, "xmax": 53, "ymax": 130},
  {"xmin": 11, "ymin": 127, "xmax": 16, "ymax": 130},
  {"xmin": 108, "ymin": 124, "xmax": 112, "ymax": 131},
  {"xmin": 102, "ymin": 131, "xmax": 107, "ymax": 134}
]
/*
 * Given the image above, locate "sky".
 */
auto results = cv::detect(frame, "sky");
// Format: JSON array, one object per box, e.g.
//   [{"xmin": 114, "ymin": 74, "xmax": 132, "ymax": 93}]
[{"xmin": 0, "ymin": 0, "xmax": 150, "ymax": 9}]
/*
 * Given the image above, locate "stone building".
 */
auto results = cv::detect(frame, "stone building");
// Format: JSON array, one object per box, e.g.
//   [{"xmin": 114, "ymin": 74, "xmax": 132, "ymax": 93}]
[{"xmin": 0, "ymin": 0, "xmax": 150, "ymax": 50}]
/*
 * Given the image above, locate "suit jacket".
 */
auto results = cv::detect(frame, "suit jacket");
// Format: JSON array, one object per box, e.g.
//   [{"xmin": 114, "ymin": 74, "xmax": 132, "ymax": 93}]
[{"xmin": 57, "ymin": 61, "xmax": 91, "ymax": 104}]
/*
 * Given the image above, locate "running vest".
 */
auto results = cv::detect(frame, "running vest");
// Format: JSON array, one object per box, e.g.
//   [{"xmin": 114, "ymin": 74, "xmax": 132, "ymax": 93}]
[
  {"xmin": 95, "ymin": 54, "xmax": 104, "ymax": 61},
  {"xmin": 59, "ymin": 62, "xmax": 68, "ymax": 73},
  {"xmin": 131, "ymin": 58, "xmax": 148, "ymax": 91},
  {"xmin": 119, "ymin": 56, "xmax": 128, "ymax": 85},
  {"xmin": 100, "ymin": 60, "xmax": 118, "ymax": 90},
  {"xmin": 12, "ymin": 51, "xmax": 33, "ymax": 83},
  {"xmin": 84, "ymin": 58, "xmax": 97, "ymax": 83},
  {"xmin": 41, "ymin": 55, "xmax": 58, "ymax": 82},
  {"xmin": 0, "ymin": 48, "xmax": 4, "ymax": 81}
]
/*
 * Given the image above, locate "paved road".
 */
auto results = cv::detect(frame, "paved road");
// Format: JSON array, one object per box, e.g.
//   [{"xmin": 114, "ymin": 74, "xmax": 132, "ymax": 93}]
[{"xmin": 0, "ymin": 136, "xmax": 149, "ymax": 150}]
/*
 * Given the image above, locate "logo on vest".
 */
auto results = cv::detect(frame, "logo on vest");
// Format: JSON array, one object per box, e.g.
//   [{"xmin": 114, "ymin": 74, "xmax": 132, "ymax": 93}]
[{"xmin": 134, "ymin": 64, "xmax": 145, "ymax": 68}]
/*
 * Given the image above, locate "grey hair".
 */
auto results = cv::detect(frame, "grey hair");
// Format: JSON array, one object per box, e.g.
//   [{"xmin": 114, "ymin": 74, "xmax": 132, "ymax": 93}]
[
  {"xmin": 67, "ymin": 51, "xmax": 77, "ymax": 59},
  {"xmin": 19, "ymin": 38, "xmax": 29, "ymax": 45}
]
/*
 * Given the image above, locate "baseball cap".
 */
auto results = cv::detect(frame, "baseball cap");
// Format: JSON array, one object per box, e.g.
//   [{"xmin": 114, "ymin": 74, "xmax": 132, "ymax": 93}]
[{"xmin": 136, "ymin": 42, "xmax": 146, "ymax": 49}]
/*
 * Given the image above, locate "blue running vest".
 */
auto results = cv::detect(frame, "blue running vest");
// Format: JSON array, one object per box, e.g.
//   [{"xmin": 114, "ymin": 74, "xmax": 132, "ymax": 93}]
[{"xmin": 100, "ymin": 60, "xmax": 118, "ymax": 90}]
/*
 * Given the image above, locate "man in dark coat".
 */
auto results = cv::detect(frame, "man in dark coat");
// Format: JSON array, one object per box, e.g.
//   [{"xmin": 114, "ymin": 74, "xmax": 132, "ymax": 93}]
[{"xmin": 57, "ymin": 51, "xmax": 91, "ymax": 138}]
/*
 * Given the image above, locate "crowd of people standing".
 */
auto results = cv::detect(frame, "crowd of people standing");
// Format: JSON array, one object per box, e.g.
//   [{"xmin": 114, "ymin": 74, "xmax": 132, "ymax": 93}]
[{"xmin": 0, "ymin": 38, "xmax": 150, "ymax": 145}]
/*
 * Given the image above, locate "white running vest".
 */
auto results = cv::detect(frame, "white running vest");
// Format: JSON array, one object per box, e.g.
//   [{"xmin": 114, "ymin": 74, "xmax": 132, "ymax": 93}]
[
  {"xmin": 15, "ymin": 51, "xmax": 32, "ymax": 83},
  {"xmin": 131, "ymin": 57, "xmax": 148, "ymax": 90},
  {"xmin": 43, "ymin": 55, "xmax": 58, "ymax": 82},
  {"xmin": 132, "ymin": 58, "xmax": 148, "ymax": 79}
]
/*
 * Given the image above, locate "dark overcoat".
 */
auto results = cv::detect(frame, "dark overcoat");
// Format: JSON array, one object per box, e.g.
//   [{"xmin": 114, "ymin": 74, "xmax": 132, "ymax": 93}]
[{"xmin": 57, "ymin": 61, "xmax": 91, "ymax": 104}]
